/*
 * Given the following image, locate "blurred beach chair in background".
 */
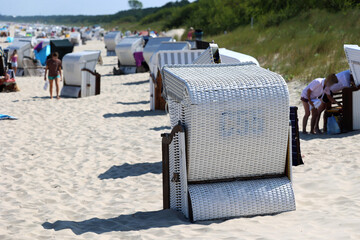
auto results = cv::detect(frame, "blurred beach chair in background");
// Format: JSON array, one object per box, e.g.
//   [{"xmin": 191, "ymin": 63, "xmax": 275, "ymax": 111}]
[
  {"xmin": 50, "ymin": 39, "xmax": 74, "ymax": 61},
  {"xmin": 7, "ymin": 41, "xmax": 32, "ymax": 76},
  {"xmin": 143, "ymin": 37, "xmax": 173, "ymax": 65},
  {"xmin": 115, "ymin": 37, "xmax": 145, "ymax": 74},
  {"xmin": 104, "ymin": 31, "xmax": 121, "ymax": 56},
  {"xmin": 69, "ymin": 32, "xmax": 82, "ymax": 46},
  {"xmin": 61, "ymin": 51, "xmax": 102, "ymax": 98},
  {"xmin": 150, "ymin": 49, "xmax": 203, "ymax": 111},
  {"xmin": 161, "ymin": 63, "xmax": 296, "ymax": 222},
  {"xmin": 148, "ymin": 41, "xmax": 192, "ymax": 110}
]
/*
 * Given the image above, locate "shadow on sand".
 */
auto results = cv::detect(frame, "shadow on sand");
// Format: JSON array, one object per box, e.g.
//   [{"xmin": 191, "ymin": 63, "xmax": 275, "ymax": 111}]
[
  {"xmin": 103, "ymin": 110, "xmax": 166, "ymax": 118},
  {"xmin": 98, "ymin": 162, "xmax": 162, "ymax": 180},
  {"xmin": 149, "ymin": 126, "xmax": 171, "ymax": 131},
  {"xmin": 42, "ymin": 209, "xmax": 203, "ymax": 235},
  {"xmin": 300, "ymin": 130, "xmax": 360, "ymax": 141},
  {"xmin": 123, "ymin": 80, "xmax": 149, "ymax": 86},
  {"xmin": 117, "ymin": 100, "xmax": 150, "ymax": 105}
]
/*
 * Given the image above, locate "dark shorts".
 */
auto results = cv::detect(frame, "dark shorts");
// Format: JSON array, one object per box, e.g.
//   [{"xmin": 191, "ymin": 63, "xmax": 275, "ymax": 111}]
[
  {"xmin": 322, "ymin": 91, "xmax": 333, "ymax": 103},
  {"xmin": 300, "ymin": 97, "xmax": 308, "ymax": 102}
]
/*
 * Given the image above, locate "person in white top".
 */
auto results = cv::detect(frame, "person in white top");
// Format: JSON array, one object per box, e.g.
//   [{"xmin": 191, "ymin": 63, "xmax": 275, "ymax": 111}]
[
  {"xmin": 316, "ymin": 70, "xmax": 354, "ymax": 132},
  {"xmin": 300, "ymin": 75, "xmax": 338, "ymax": 134}
]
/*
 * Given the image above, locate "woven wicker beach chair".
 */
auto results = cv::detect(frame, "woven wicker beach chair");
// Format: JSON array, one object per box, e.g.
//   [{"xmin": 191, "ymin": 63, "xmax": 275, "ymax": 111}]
[
  {"xmin": 149, "ymin": 49, "xmax": 204, "ymax": 111},
  {"xmin": 161, "ymin": 63, "xmax": 296, "ymax": 221}
]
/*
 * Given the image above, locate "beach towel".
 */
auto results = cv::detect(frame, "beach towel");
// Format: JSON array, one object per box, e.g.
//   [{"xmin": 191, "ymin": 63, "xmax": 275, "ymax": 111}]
[{"xmin": 0, "ymin": 114, "xmax": 17, "ymax": 120}]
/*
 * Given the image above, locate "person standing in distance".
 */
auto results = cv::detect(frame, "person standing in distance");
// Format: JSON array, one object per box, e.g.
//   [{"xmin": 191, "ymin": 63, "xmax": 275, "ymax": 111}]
[{"xmin": 44, "ymin": 52, "xmax": 62, "ymax": 99}]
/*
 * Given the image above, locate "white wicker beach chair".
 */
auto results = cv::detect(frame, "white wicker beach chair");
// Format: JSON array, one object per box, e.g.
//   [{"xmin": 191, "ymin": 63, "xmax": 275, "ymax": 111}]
[
  {"xmin": 161, "ymin": 63, "xmax": 295, "ymax": 221},
  {"xmin": 149, "ymin": 49, "xmax": 204, "ymax": 111},
  {"xmin": 344, "ymin": 44, "xmax": 360, "ymax": 87}
]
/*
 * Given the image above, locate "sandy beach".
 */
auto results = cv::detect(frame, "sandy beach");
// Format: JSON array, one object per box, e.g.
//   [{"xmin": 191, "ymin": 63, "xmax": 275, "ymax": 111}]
[{"xmin": 0, "ymin": 39, "xmax": 359, "ymax": 240}]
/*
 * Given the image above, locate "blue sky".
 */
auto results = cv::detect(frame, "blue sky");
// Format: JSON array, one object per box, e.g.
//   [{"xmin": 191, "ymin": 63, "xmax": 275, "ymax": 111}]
[{"xmin": 5, "ymin": 0, "xmax": 195, "ymax": 16}]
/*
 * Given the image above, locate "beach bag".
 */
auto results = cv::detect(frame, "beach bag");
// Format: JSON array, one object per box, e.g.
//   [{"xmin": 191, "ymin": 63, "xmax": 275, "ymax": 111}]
[
  {"xmin": 327, "ymin": 116, "xmax": 340, "ymax": 134},
  {"xmin": 43, "ymin": 80, "xmax": 48, "ymax": 91}
]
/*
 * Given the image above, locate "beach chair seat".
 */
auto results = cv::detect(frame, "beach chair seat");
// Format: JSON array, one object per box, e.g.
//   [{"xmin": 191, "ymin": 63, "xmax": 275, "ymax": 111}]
[{"xmin": 161, "ymin": 63, "xmax": 295, "ymax": 221}]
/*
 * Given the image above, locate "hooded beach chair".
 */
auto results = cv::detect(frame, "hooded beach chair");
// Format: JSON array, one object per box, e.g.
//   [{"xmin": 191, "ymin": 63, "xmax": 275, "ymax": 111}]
[
  {"xmin": 104, "ymin": 31, "xmax": 121, "ymax": 56},
  {"xmin": 61, "ymin": 51, "xmax": 102, "ymax": 98},
  {"xmin": 143, "ymin": 37, "xmax": 173, "ymax": 65},
  {"xmin": 161, "ymin": 63, "xmax": 295, "ymax": 221},
  {"xmin": 149, "ymin": 49, "xmax": 204, "ymax": 111},
  {"xmin": 115, "ymin": 37, "xmax": 144, "ymax": 74},
  {"xmin": 334, "ymin": 44, "xmax": 360, "ymax": 131}
]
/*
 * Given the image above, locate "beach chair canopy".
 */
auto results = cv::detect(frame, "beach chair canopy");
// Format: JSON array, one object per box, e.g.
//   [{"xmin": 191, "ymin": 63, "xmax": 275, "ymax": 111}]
[
  {"xmin": 149, "ymin": 49, "xmax": 204, "ymax": 79},
  {"xmin": 50, "ymin": 39, "xmax": 74, "ymax": 61},
  {"xmin": 143, "ymin": 37, "xmax": 173, "ymax": 65},
  {"xmin": 104, "ymin": 31, "xmax": 122, "ymax": 51},
  {"xmin": 219, "ymin": 48, "xmax": 259, "ymax": 66},
  {"xmin": 344, "ymin": 44, "xmax": 360, "ymax": 86},
  {"xmin": 115, "ymin": 37, "xmax": 144, "ymax": 66},
  {"xmin": 162, "ymin": 63, "xmax": 295, "ymax": 221}
]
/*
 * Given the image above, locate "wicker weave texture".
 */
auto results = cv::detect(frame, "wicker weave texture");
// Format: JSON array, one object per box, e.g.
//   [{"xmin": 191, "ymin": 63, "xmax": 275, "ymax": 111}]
[
  {"xmin": 164, "ymin": 64, "xmax": 289, "ymax": 182},
  {"xmin": 189, "ymin": 177, "xmax": 295, "ymax": 221},
  {"xmin": 192, "ymin": 47, "xmax": 215, "ymax": 64}
]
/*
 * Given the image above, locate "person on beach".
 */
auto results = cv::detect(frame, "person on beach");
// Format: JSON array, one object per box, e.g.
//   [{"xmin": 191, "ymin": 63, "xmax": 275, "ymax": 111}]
[
  {"xmin": 316, "ymin": 70, "xmax": 353, "ymax": 132},
  {"xmin": 44, "ymin": 52, "xmax": 62, "ymax": 99},
  {"xmin": 10, "ymin": 50, "xmax": 18, "ymax": 75},
  {"xmin": 187, "ymin": 27, "xmax": 195, "ymax": 40},
  {"xmin": 301, "ymin": 75, "xmax": 338, "ymax": 134}
]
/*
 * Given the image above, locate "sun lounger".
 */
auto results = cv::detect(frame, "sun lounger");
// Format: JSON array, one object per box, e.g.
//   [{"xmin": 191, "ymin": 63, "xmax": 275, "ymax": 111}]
[
  {"xmin": 161, "ymin": 63, "xmax": 295, "ymax": 221},
  {"xmin": 61, "ymin": 51, "xmax": 102, "ymax": 98}
]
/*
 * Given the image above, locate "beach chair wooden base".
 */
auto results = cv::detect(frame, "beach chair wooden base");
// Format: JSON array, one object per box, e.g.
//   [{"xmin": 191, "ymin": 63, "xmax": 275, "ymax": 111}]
[{"xmin": 154, "ymin": 73, "xmax": 166, "ymax": 111}]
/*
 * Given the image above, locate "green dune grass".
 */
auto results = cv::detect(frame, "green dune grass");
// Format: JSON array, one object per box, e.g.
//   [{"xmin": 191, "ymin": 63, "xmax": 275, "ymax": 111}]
[{"xmin": 207, "ymin": 9, "xmax": 360, "ymax": 82}]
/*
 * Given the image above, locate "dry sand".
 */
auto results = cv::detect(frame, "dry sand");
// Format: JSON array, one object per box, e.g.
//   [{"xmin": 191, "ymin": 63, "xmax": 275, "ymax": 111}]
[{"xmin": 0, "ymin": 38, "xmax": 359, "ymax": 240}]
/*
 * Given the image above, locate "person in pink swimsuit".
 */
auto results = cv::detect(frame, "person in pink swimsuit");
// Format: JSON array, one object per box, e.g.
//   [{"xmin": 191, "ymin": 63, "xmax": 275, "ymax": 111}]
[{"xmin": 10, "ymin": 50, "xmax": 18, "ymax": 75}]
